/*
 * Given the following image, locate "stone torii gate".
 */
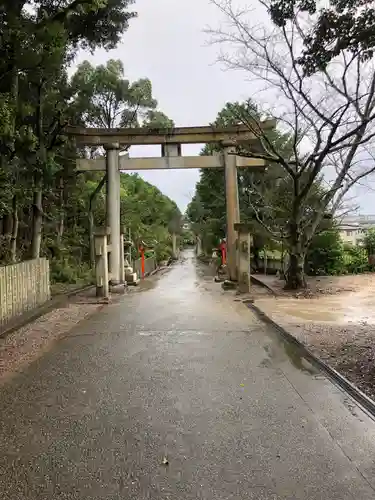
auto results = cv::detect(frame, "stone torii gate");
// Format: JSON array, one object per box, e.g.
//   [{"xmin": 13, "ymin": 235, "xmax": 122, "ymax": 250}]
[{"xmin": 68, "ymin": 123, "xmax": 274, "ymax": 284}]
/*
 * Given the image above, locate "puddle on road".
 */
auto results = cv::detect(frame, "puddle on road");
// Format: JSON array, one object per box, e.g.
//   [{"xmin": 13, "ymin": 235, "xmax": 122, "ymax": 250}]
[
  {"xmin": 262, "ymin": 332, "xmax": 319, "ymax": 376},
  {"xmin": 282, "ymin": 341, "xmax": 318, "ymax": 375}
]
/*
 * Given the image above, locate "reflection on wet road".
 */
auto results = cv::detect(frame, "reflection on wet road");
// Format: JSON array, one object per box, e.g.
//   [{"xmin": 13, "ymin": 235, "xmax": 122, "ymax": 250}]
[{"xmin": 1, "ymin": 250, "xmax": 375, "ymax": 499}]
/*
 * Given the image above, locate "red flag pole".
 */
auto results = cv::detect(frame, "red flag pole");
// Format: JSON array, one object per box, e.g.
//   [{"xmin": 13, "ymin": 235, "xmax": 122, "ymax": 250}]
[
  {"xmin": 140, "ymin": 245, "xmax": 145, "ymax": 278},
  {"xmin": 220, "ymin": 240, "xmax": 227, "ymax": 266}
]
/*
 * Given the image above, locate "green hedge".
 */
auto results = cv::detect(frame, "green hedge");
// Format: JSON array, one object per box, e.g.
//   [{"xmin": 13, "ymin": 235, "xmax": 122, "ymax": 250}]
[{"xmin": 306, "ymin": 230, "xmax": 371, "ymax": 276}]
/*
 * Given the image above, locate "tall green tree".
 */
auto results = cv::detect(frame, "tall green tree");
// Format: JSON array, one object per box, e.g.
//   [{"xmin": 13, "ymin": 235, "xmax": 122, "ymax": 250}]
[
  {"xmin": 0, "ymin": 0, "xmax": 182, "ymax": 278},
  {"xmin": 119, "ymin": 174, "xmax": 180, "ymax": 262},
  {"xmin": 143, "ymin": 110, "xmax": 175, "ymax": 129},
  {"xmin": 69, "ymin": 59, "xmax": 174, "ymax": 262},
  {"xmin": 0, "ymin": 0, "xmax": 137, "ymax": 260},
  {"xmin": 44, "ymin": 169, "xmax": 180, "ymax": 283},
  {"xmin": 71, "ymin": 59, "xmax": 157, "ymax": 128},
  {"xmin": 187, "ymin": 100, "xmax": 293, "ymax": 264}
]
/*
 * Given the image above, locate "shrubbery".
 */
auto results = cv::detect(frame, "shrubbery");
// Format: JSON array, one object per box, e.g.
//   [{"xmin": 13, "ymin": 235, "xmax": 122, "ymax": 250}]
[
  {"xmin": 343, "ymin": 243, "xmax": 369, "ymax": 274},
  {"xmin": 306, "ymin": 230, "xmax": 345, "ymax": 275},
  {"xmin": 50, "ymin": 259, "xmax": 95, "ymax": 284},
  {"xmin": 306, "ymin": 229, "xmax": 370, "ymax": 276}
]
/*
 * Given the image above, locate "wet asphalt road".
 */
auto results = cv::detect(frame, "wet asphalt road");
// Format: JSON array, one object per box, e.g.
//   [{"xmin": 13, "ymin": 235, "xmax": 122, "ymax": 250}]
[{"xmin": 1, "ymin": 250, "xmax": 375, "ymax": 499}]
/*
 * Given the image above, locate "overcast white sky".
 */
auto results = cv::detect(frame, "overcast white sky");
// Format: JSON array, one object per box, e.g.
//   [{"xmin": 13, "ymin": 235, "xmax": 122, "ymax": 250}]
[{"xmin": 75, "ymin": 0, "xmax": 375, "ymax": 215}]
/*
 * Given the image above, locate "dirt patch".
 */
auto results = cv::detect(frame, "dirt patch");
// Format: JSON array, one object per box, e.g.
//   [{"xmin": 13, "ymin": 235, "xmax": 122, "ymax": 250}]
[{"xmin": 253, "ymin": 273, "xmax": 375, "ymax": 298}]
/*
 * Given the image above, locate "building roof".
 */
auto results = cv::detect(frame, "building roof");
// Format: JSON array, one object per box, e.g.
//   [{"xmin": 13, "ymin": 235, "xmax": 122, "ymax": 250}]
[{"xmin": 339, "ymin": 215, "xmax": 375, "ymax": 229}]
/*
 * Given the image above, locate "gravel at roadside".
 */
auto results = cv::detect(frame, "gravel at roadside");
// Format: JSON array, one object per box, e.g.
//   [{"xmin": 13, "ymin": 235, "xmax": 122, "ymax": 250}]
[
  {"xmin": 254, "ymin": 298, "xmax": 375, "ymax": 401},
  {"xmin": 249, "ymin": 274, "xmax": 375, "ymax": 400},
  {"xmin": 0, "ymin": 301, "xmax": 102, "ymax": 384},
  {"xmin": 289, "ymin": 321, "xmax": 375, "ymax": 400}
]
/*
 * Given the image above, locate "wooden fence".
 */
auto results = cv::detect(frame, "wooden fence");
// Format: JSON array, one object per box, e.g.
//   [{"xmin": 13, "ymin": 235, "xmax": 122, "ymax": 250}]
[
  {"xmin": 133, "ymin": 257, "xmax": 158, "ymax": 277},
  {"xmin": 0, "ymin": 258, "xmax": 50, "ymax": 331}
]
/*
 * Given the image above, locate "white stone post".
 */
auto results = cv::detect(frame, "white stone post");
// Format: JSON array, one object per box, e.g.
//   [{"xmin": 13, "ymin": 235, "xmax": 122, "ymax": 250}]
[
  {"xmin": 105, "ymin": 143, "xmax": 121, "ymax": 284},
  {"xmin": 120, "ymin": 232, "xmax": 125, "ymax": 284},
  {"xmin": 234, "ymin": 223, "xmax": 251, "ymax": 293},
  {"xmin": 95, "ymin": 228, "xmax": 110, "ymax": 298}
]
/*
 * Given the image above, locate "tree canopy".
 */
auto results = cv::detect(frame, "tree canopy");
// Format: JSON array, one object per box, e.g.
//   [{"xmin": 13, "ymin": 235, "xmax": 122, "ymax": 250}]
[
  {"xmin": 187, "ymin": 100, "xmax": 297, "ymax": 265},
  {"xmin": 71, "ymin": 59, "xmax": 157, "ymax": 128},
  {"xmin": 269, "ymin": 0, "xmax": 375, "ymax": 75}
]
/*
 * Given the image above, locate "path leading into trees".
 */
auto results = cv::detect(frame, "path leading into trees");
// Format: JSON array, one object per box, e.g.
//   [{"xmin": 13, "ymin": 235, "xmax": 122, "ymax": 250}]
[{"xmin": 1, "ymin": 250, "xmax": 375, "ymax": 499}]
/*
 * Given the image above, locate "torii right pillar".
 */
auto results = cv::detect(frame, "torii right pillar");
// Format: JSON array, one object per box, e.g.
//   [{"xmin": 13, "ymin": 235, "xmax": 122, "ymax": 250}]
[
  {"xmin": 223, "ymin": 147, "xmax": 240, "ymax": 282},
  {"xmin": 104, "ymin": 143, "xmax": 121, "ymax": 284}
]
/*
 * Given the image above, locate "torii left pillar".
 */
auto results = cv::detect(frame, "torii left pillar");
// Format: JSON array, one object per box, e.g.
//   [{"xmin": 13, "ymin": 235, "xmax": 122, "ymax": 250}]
[
  {"xmin": 105, "ymin": 143, "xmax": 121, "ymax": 284},
  {"xmin": 223, "ymin": 146, "xmax": 240, "ymax": 282}
]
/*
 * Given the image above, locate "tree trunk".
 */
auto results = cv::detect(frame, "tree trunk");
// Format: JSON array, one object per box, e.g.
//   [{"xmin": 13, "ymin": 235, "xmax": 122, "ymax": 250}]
[
  {"xmin": 285, "ymin": 220, "xmax": 306, "ymax": 290},
  {"xmin": 7, "ymin": 48, "xmax": 19, "ymax": 263},
  {"xmin": 0, "ymin": 214, "xmax": 12, "ymax": 262},
  {"xmin": 56, "ymin": 177, "xmax": 64, "ymax": 247},
  {"xmin": 280, "ymin": 238, "xmax": 285, "ymax": 280},
  {"xmin": 252, "ymin": 246, "xmax": 260, "ymax": 272},
  {"xmin": 57, "ymin": 215, "xmax": 64, "ymax": 247},
  {"xmin": 264, "ymin": 247, "xmax": 267, "ymax": 275},
  {"xmin": 31, "ymin": 81, "xmax": 46, "ymax": 260},
  {"xmin": 10, "ymin": 195, "xmax": 18, "ymax": 262},
  {"xmin": 31, "ymin": 186, "xmax": 43, "ymax": 259},
  {"xmin": 89, "ymin": 174, "xmax": 107, "ymax": 267},
  {"xmin": 285, "ymin": 252, "xmax": 306, "ymax": 289},
  {"xmin": 89, "ymin": 210, "xmax": 95, "ymax": 267},
  {"xmin": 3, "ymin": 213, "xmax": 13, "ymax": 238}
]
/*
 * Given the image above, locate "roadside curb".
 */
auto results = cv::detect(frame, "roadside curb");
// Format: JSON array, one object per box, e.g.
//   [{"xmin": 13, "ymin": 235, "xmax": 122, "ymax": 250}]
[
  {"xmin": 0, "ymin": 284, "xmax": 95, "ymax": 341},
  {"xmin": 250, "ymin": 275, "xmax": 278, "ymax": 296},
  {"xmin": 247, "ymin": 302, "xmax": 375, "ymax": 420},
  {"xmin": 149, "ymin": 264, "xmax": 169, "ymax": 276}
]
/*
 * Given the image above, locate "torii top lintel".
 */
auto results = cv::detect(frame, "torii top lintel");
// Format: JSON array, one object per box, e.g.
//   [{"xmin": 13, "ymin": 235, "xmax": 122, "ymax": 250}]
[{"xmin": 66, "ymin": 121, "xmax": 275, "ymax": 147}]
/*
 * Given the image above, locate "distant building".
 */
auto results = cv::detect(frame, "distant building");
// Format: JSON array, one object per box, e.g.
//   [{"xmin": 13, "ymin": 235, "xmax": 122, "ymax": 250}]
[{"xmin": 338, "ymin": 215, "xmax": 375, "ymax": 245}]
